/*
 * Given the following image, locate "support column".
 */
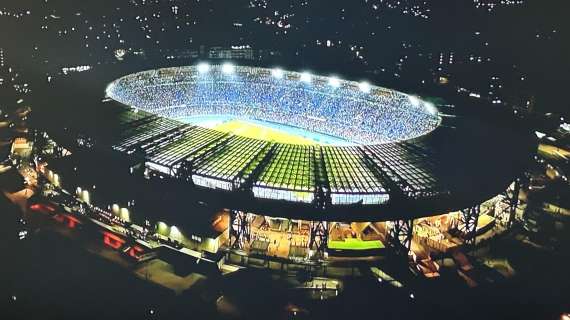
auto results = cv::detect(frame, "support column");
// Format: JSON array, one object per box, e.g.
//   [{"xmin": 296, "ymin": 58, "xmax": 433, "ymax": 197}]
[
  {"xmin": 459, "ymin": 205, "xmax": 480, "ymax": 246},
  {"xmin": 229, "ymin": 210, "xmax": 250, "ymax": 249},
  {"xmin": 387, "ymin": 219, "xmax": 414, "ymax": 256},
  {"xmin": 508, "ymin": 178, "xmax": 521, "ymax": 227},
  {"xmin": 175, "ymin": 159, "xmax": 193, "ymax": 183},
  {"xmin": 308, "ymin": 221, "xmax": 328, "ymax": 258}
]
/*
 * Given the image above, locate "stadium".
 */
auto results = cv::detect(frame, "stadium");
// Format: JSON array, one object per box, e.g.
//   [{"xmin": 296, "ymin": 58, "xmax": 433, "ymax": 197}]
[
  {"xmin": 32, "ymin": 64, "xmax": 535, "ymax": 267},
  {"xmin": 104, "ymin": 65, "xmax": 441, "ymax": 206}
]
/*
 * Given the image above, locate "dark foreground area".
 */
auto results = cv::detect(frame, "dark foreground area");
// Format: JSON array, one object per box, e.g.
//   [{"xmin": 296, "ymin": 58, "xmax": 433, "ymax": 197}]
[{"xmin": 1, "ymin": 193, "xmax": 569, "ymax": 320}]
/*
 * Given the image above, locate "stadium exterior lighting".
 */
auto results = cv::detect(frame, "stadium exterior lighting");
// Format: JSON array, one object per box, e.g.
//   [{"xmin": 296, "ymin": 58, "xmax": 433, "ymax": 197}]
[
  {"xmin": 359, "ymin": 81, "xmax": 371, "ymax": 93},
  {"xmin": 170, "ymin": 225, "xmax": 181, "ymax": 239},
  {"xmin": 300, "ymin": 72, "xmax": 312, "ymax": 83},
  {"xmin": 197, "ymin": 62, "xmax": 210, "ymax": 74},
  {"xmin": 222, "ymin": 62, "xmax": 235, "ymax": 74},
  {"xmin": 157, "ymin": 221, "xmax": 169, "ymax": 235},
  {"xmin": 81, "ymin": 190, "xmax": 90, "ymax": 204},
  {"xmin": 271, "ymin": 68, "xmax": 284, "ymax": 79},
  {"xmin": 328, "ymin": 76, "xmax": 341, "ymax": 88}
]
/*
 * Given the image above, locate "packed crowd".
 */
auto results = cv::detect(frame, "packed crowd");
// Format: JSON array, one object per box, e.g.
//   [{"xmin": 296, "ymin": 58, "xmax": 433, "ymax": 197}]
[{"xmin": 106, "ymin": 66, "xmax": 440, "ymax": 144}]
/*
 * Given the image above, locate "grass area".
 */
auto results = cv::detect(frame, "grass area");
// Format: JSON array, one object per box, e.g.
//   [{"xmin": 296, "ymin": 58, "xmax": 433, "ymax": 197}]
[
  {"xmin": 328, "ymin": 238, "xmax": 385, "ymax": 250},
  {"xmin": 213, "ymin": 119, "xmax": 318, "ymax": 145}
]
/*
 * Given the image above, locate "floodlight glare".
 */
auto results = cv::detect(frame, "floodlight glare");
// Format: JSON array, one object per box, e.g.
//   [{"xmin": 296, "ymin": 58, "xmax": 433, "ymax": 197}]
[
  {"xmin": 197, "ymin": 62, "xmax": 210, "ymax": 74},
  {"xmin": 300, "ymin": 72, "xmax": 312, "ymax": 83},
  {"xmin": 408, "ymin": 95, "xmax": 420, "ymax": 107},
  {"xmin": 424, "ymin": 102, "xmax": 437, "ymax": 115},
  {"xmin": 329, "ymin": 76, "xmax": 341, "ymax": 88},
  {"xmin": 271, "ymin": 68, "xmax": 284, "ymax": 79},
  {"xmin": 359, "ymin": 81, "xmax": 371, "ymax": 93},
  {"xmin": 222, "ymin": 63, "xmax": 235, "ymax": 74},
  {"xmin": 170, "ymin": 225, "xmax": 181, "ymax": 238}
]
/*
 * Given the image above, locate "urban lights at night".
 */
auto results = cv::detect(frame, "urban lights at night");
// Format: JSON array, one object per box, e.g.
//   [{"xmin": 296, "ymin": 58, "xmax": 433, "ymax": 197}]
[{"xmin": 2, "ymin": 1, "xmax": 564, "ymax": 319}]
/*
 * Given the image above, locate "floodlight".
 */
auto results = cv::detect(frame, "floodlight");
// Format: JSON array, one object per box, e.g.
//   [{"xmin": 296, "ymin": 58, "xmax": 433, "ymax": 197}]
[
  {"xmin": 300, "ymin": 72, "xmax": 312, "ymax": 83},
  {"xmin": 359, "ymin": 81, "xmax": 371, "ymax": 93},
  {"xmin": 222, "ymin": 62, "xmax": 235, "ymax": 74},
  {"xmin": 408, "ymin": 95, "xmax": 420, "ymax": 107},
  {"xmin": 197, "ymin": 62, "xmax": 210, "ymax": 74},
  {"xmin": 424, "ymin": 102, "xmax": 437, "ymax": 115},
  {"xmin": 170, "ymin": 225, "xmax": 181, "ymax": 238},
  {"xmin": 271, "ymin": 68, "xmax": 284, "ymax": 79},
  {"xmin": 329, "ymin": 76, "xmax": 341, "ymax": 88}
]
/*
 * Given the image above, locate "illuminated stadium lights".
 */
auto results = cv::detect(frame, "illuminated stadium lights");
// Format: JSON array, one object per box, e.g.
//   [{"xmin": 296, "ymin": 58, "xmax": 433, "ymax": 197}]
[
  {"xmin": 359, "ymin": 81, "xmax": 371, "ymax": 93},
  {"xmin": 425, "ymin": 102, "xmax": 437, "ymax": 115},
  {"xmin": 170, "ymin": 225, "xmax": 182, "ymax": 239},
  {"xmin": 222, "ymin": 63, "xmax": 235, "ymax": 74},
  {"xmin": 197, "ymin": 62, "xmax": 210, "ymax": 74},
  {"xmin": 92, "ymin": 65, "xmax": 533, "ymax": 221},
  {"xmin": 329, "ymin": 76, "xmax": 341, "ymax": 88},
  {"xmin": 299, "ymin": 72, "xmax": 312, "ymax": 83},
  {"xmin": 408, "ymin": 95, "xmax": 420, "ymax": 107},
  {"xmin": 156, "ymin": 221, "xmax": 168, "ymax": 235},
  {"xmin": 271, "ymin": 68, "xmax": 284, "ymax": 79}
]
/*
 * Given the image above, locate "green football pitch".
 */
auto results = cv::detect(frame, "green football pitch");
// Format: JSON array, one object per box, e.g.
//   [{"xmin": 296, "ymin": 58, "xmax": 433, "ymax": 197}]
[
  {"xmin": 213, "ymin": 119, "xmax": 319, "ymax": 145},
  {"xmin": 328, "ymin": 238, "xmax": 385, "ymax": 250}
]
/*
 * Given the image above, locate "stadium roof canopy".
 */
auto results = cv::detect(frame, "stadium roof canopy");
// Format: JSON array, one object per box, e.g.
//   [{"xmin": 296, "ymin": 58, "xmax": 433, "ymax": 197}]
[{"xmin": 36, "ymin": 64, "xmax": 537, "ymax": 222}]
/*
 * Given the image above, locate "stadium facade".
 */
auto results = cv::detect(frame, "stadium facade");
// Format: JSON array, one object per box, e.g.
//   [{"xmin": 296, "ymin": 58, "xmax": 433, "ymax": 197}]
[{"xmin": 32, "ymin": 64, "xmax": 536, "ymax": 264}]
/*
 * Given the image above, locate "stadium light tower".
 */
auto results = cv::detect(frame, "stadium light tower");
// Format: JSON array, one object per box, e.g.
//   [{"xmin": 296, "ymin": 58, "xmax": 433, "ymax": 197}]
[
  {"xmin": 197, "ymin": 62, "xmax": 210, "ymax": 74},
  {"xmin": 300, "ymin": 72, "xmax": 312, "ymax": 83},
  {"xmin": 359, "ymin": 81, "xmax": 371, "ymax": 93},
  {"xmin": 271, "ymin": 68, "xmax": 284, "ymax": 79},
  {"xmin": 222, "ymin": 62, "xmax": 235, "ymax": 74},
  {"xmin": 329, "ymin": 76, "xmax": 341, "ymax": 88}
]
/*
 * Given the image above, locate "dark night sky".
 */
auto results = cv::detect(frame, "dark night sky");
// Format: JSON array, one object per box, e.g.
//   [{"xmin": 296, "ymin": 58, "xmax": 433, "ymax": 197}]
[{"xmin": 1, "ymin": 0, "xmax": 569, "ymax": 115}]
